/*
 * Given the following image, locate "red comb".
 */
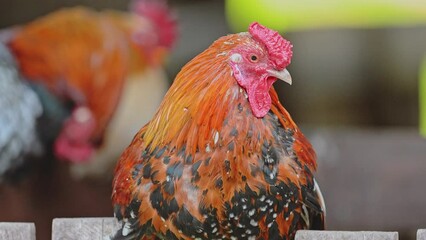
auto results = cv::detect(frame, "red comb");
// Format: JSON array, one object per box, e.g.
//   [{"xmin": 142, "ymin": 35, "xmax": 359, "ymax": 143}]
[
  {"xmin": 249, "ymin": 22, "xmax": 293, "ymax": 69},
  {"xmin": 131, "ymin": 0, "xmax": 178, "ymax": 49}
]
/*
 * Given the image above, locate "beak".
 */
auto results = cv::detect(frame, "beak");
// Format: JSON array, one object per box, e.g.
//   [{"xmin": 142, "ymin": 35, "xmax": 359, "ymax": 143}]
[{"xmin": 267, "ymin": 68, "xmax": 292, "ymax": 85}]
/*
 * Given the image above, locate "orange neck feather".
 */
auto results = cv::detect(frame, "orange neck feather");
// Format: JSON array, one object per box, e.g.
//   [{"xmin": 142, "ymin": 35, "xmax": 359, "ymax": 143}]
[
  {"xmin": 144, "ymin": 34, "xmax": 245, "ymax": 150},
  {"xmin": 143, "ymin": 33, "xmax": 316, "ymax": 170}
]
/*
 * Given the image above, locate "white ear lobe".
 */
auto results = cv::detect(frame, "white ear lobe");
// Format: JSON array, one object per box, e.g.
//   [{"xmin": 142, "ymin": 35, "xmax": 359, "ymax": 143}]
[{"xmin": 230, "ymin": 53, "xmax": 242, "ymax": 63}]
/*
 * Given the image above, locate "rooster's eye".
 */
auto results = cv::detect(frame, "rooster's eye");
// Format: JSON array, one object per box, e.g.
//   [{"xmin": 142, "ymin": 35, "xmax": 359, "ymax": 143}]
[{"xmin": 250, "ymin": 55, "xmax": 258, "ymax": 62}]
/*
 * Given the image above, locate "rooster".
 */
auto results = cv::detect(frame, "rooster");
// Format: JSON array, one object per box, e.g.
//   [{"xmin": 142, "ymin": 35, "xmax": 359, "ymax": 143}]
[
  {"xmin": 0, "ymin": 0, "xmax": 177, "ymax": 181},
  {"xmin": 112, "ymin": 22, "xmax": 325, "ymax": 239}
]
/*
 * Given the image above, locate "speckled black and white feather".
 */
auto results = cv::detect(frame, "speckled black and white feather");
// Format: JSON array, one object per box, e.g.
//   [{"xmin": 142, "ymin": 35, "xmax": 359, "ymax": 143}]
[{"xmin": 0, "ymin": 43, "xmax": 43, "ymax": 180}]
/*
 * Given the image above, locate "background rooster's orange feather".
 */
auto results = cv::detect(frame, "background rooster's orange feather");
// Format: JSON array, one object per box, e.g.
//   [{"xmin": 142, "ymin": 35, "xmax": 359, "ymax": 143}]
[
  {"xmin": 0, "ymin": 0, "xmax": 177, "ymax": 180},
  {"xmin": 10, "ymin": 8, "xmax": 129, "ymax": 142}
]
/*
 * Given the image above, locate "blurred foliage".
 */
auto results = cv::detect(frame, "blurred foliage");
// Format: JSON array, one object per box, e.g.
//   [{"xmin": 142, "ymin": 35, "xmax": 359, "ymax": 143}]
[
  {"xmin": 421, "ymin": 57, "xmax": 426, "ymax": 137},
  {"xmin": 226, "ymin": 0, "xmax": 426, "ymax": 133},
  {"xmin": 226, "ymin": 0, "xmax": 426, "ymax": 33}
]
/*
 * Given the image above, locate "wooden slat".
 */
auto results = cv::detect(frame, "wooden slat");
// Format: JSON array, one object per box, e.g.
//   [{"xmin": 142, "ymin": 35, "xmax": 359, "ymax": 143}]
[
  {"xmin": 52, "ymin": 218, "xmax": 120, "ymax": 240},
  {"xmin": 418, "ymin": 229, "xmax": 426, "ymax": 240},
  {"xmin": 0, "ymin": 222, "xmax": 35, "ymax": 240},
  {"xmin": 296, "ymin": 230, "xmax": 398, "ymax": 240}
]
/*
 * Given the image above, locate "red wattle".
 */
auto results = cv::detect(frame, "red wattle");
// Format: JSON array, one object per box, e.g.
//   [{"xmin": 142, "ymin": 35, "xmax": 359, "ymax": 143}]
[
  {"xmin": 248, "ymin": 88, "xmax": 272, "ymax": 118},
  {"xmin": 54, "ymin": 136, "xmax": 94, "ymax": 163}
]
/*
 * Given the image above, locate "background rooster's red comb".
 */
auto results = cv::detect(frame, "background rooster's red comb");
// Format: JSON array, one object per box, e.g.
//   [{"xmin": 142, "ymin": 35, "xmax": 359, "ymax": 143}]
[
  {"xmin": 131, "ymin": 0, "xmax": 178, "ymax": 49},
  {"xmin": 249, "ymin": 22, "xmax": 293, "ymax": 69}
]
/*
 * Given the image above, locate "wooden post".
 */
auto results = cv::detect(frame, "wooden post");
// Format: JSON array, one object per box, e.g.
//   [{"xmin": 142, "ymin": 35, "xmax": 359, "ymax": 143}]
[
  {"xmin": 0, "ymin": 222, "xmax": 36, "ymax": 240},
  {"xmin": 52, "ymin": 218, "xmax": 120, "ymax": 240},
  {"xmin": 418, "ymin": 229, "xmax": 426, "ymax": 240},
  {"xmin": 296, "ymin": 230, "xmax": 398, "ymax": 240}
]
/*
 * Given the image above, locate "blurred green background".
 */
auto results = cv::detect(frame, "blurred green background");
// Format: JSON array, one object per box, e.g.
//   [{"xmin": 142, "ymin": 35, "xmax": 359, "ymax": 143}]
[
  {"xmin": 1, "ymin": 0, "xmax": 426, "ymax": 240},
  {"xmin": 0, "ymin": 0, "xmax": 425, "ymax": 130}
]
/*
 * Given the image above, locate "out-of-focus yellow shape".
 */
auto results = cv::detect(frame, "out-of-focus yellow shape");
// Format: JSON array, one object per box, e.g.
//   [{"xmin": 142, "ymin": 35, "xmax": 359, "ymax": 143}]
[
  {"xmin": 420, "ymin": 57, "xmax": 426, "ymax": 137},
  {"xmin": 226, "ymin": 0, "xmax": 426, "ymax": 33}
]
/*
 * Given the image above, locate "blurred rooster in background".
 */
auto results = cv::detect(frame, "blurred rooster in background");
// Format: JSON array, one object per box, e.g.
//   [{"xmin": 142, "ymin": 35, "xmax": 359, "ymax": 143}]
[
  {"xmin": 0, "ymin": 0, "xmax": 177, "ymax": 182},
  {"xmin": 112, "ymin": 22, "xmax": 324, "ymax": 239}
]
